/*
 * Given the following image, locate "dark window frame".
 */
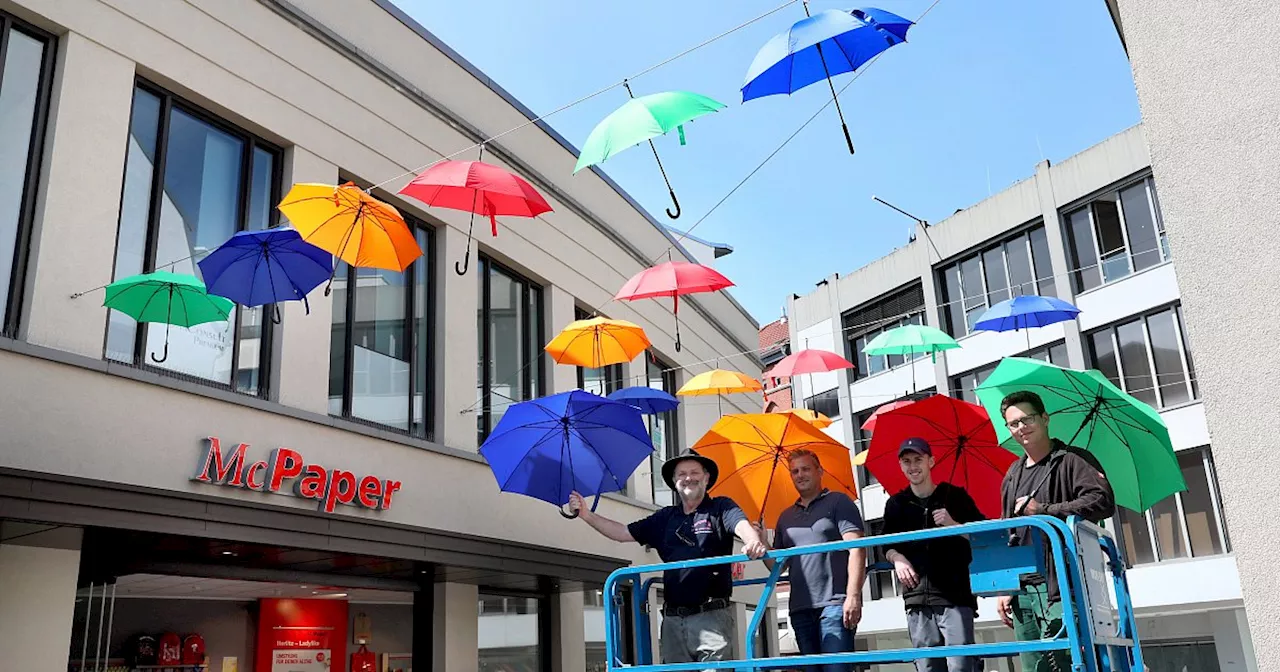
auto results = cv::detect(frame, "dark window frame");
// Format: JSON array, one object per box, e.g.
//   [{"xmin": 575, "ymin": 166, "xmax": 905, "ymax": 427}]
[
  {"xmin": 574, "ymin": 306, "xmax": 624, "ymax": 395},
  {"xmin": 647, "ymin": 353, "xmax": 680, "ymax": 506},
  {"xmin": 934, "ymin": 223, "xmax": 1054, "ymax": 338},
  {"xmin": 1084, "ymin": 302, "xmax": 1197, "ymax": 410},
  {"xmin": 107, "ymin": 78, "xmax": 283, "ymax": 398},
  {"xmin": 1111, "ymin": 446, "xmax": 1230, "ymax": 568},
  {"xmin": 0, "ymin": 13, "xmax": 56, "ymax": 337},
  {"xmin": 842, "ymin": 283, "xmax": 926, "ymax": 381},
  {"xmin": 1061, "ymin": 172, "xmax": 1169, "ymax": 295},
  {"xmin": 803, "ymin": 388, "xmax": 840, "ymax": 419},
  {"xmin": 477, "ymin": 255, "xmax": 545, "ymax": 442}
]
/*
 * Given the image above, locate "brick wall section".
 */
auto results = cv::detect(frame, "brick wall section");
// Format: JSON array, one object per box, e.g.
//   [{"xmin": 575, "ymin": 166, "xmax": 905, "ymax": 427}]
[{"xmin": 759, "ymin": 319, "xmax": 792, "ymax": 412}]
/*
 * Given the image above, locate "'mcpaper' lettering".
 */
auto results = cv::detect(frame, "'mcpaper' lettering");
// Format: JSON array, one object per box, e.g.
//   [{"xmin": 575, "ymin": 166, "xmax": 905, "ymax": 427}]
[{"xmin": 192, "ymin": 437, "xmax": 400, "ymax": 513}]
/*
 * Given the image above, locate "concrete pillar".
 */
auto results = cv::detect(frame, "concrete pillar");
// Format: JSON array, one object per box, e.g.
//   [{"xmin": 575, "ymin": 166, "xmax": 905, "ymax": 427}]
[
  {"xmin": 437, "ymin": 224, "xmax": 480, "ymax": 452},
  {"xmin": 1032, "ymin": 161, "xmax": 1087, "ymax": 369},
  {"xmin": 273, "ymin": 147, "xmax": 338, "ymax": 413},
  {"xmin": 433, "ymin": 582, "xmax": 478, "ymax": 672},
  {"xmin": 551, "ymin": 590, "xmax": 586, "ymax": 672},
  {"xmin": 22, "ymin": 33, "xmax": 135, "ymax": 357},
  {"xmin": 1211, "ymin": 608, "xmax": 1258, "ymax": 672},
  {"xmin": 0, "ymin": 524, "xmax": 83, "ymax": 671}
]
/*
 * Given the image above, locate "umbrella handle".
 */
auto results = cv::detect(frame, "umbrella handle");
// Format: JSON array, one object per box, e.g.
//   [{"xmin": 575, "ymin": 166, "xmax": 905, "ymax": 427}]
[
  {"xmin": 559, "ymin": 492, "xmax": 601, "ymax": 519},
  {"xmin": 455, "ymin": 219, "xmax": 476, "ymax": 276},
  {"xmin": 150, "ymin": 340, "xmax": 169, "ymax": 364},
  {"xmin": 270, "ymin": 304, "xmax": 282, "ymax": 325},
  {"xmin": 665, "ymin": 188, "xmax": 681, "ymax": 220}
]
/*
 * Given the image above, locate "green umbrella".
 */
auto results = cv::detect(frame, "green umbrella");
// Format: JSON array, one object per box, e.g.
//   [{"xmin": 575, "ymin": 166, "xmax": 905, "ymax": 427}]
[
  {"xmin": 103, "ymin": 270, "xmax": 235, "ymax": 364},
  {"xmin": 574, "ymin": 87, "xmax": 726, "ymax": 219},
  {"xmin": 865, "ymin": 323, "xmax": 960, "ymax": 360},
  {"xmin": 974, "ymin": 357, "xmax": 1184, "ymax": 512}
]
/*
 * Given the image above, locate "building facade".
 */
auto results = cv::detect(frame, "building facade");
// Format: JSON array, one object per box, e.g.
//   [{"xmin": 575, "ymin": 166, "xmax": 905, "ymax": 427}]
[
  {"xmin": 0, "ymin": 1, "xmax": 768, "ymax": 671},
  {"xmin": 785, "ymin": 125, "xmax": 1256, "ymax": 672}
]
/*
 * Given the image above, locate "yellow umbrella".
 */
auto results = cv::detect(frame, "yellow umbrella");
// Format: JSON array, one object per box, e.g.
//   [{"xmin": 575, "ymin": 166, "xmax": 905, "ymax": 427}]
[
  {"xmin": 784, "ymin": 408, "xmax": 833, "ymax": 429},
  {"xmin": 277, "ymin": 183, "xmax": 423, "ymax": 291},
  {"xmin": 545, "ymin": 317, "xmax": 651, "ymax": 368},
  {"xmin": 852, "ymin": 449, "xmax": 869, "ymax": 466},
  {"xmin": 677, "ymin": 369, "xmax": 762, "ymax": 396}
]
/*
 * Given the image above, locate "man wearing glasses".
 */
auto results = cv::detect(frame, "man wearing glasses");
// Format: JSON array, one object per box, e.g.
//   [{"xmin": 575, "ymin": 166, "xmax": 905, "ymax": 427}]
[
  {"xmin": 996, "ymin": 391, "xmax": 1115, "ymax": 672},
  {"xmin": 568, "ymin": 450, "xmax": 767, "ymax": 668}
]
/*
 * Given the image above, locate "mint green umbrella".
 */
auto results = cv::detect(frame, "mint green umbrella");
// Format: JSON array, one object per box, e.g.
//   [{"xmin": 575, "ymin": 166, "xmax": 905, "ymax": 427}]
[
  {"xmin": 103, "ymin": 270, "xmax": 234, "ymax": 363},
  {"xmin": 574, "ymin": 87, "xmax": 726, "ymax": 219},
  {"xmin": 974, "ymin": 357, "xmax": 1184, "ymax": 513},
  {"xmin": 865, "ymin": 323, "xmax": 960, "ymax": 360}
]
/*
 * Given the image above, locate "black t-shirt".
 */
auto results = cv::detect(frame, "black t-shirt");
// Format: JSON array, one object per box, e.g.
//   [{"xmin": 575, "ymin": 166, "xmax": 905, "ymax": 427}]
[
  {"xmin": 627, "ymin": 496, "xmax": 746, "ymax": 607},
  {"xmin": 882, "ymin": 482, "xmax": 985, "ymax": 610}
]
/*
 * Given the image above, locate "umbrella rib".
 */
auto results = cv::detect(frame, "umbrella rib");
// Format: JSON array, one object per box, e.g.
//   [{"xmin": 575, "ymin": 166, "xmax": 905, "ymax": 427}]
[
  {"xmin": 566, "ymin": 426, "xmax": 628, "ymax": 492},
  {"xmin": 492, "ymin": 425, "xmax": 563, "ymax": 493}
]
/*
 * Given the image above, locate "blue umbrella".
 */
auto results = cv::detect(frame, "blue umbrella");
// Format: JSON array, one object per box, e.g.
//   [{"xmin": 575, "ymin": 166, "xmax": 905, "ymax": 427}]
[
  {"xmin": 607, "ymin": 386, "xmax": 680, "ymax": 415},
  {"xmin": 479, "ymin": 390, "xmax": 654, "ymax": 518},
  {"xmin": 974, "ymin": 295, "xmax": 1082, "ymax": 333},
  {"xmin": 197, "ymin": 228, "xmax": 333, "ymax": 322},
  {"xmin": 742, "ymin": 7, "xmax": 913, "ymax": 153}
]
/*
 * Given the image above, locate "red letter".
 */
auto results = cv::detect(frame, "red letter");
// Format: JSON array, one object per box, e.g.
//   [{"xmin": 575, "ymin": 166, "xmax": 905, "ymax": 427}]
[
  {"xmin": 268, "ymin": 448, "xmax": 303, "ymax": 492},
  {"xmin": 381, "ymin": 480, "xmax": 401, "ymax": 510},
  {"xmin": 357, "ymin": 475, "xmax": 382, "ymax": 509},
  {"xmin": 243, "ymin": 461, "xmax": 268, "ymax": 491},
  {"xmin": 296, "ymin": 465, "xmax": 327, "ymax": 499},
  {"xmin": 192, "ymin": 437, "xmax": 247, "ymax": 486},
  {"xmin": 323, "ymin": 470, "xmax": 357, "ymax": 513}
]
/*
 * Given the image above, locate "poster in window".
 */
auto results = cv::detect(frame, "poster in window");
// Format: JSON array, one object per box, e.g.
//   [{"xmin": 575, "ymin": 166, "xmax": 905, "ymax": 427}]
[{"xmin": 271, "ymin": 627, "xmax": 332, "ymax": 672}]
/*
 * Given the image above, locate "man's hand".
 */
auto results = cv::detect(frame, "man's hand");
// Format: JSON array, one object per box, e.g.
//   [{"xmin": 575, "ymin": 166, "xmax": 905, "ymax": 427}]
[
  {"xmin": 842, "ymin": 595, "xmax": 862, "ymax": 629},
  {"xmin": 568, "ymin": 491, "xmax": 591, "ymax": 520},
  {"xmin": 932, "ymin": 508, "xmax": 958, "ymax": 527},
  {"xmin": 996, "ymin": 595, "xmax": 1014, "ymax": 628},
  {"xmin": 1015, "ymin": 496, "xmax": 1041, "ymax": 515},
  {"xmin": 892, "ymin": 556, "xmax": 919, "ymax": 589},
  {"xmin": 742, "ymin": 538, "xmax": 768, "ymax": 560}
]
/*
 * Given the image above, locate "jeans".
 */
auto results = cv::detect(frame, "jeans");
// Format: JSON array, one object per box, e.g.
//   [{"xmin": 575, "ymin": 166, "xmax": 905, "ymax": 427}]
[
  {"xmin": 659, "ymin": 605, "xmax": 735, "ymax": 668},
  {"xmin": 790, "ymin": 604, "xmax": 856, "ymax": 672},
  {"xmin": 906, "ymin": 605, "xmax": 976, "ymax": 672},
  {"xmin": 1011, "ymin": 584, "xmax": 1068, "ymax": 672}
]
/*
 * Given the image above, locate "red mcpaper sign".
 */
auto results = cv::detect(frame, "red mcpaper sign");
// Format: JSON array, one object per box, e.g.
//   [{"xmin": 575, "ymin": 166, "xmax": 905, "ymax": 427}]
[{"xmin": 193, "ymin": 437, "xmax": 402, "ymax": 514}]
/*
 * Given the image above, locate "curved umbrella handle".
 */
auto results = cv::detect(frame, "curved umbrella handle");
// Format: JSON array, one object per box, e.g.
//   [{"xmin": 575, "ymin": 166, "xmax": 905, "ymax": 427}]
[
  {"xmin": 270, "ymin": 304, "xmax": 283, "ymax": 325},
  {"xmin": 150, "ymin": 340, "xmax": 170, "ymax": 364},
  {"xmin": 455, "ymin": 216, "xmax": 476, "ymax": 276},
  {"xmin": 665, "ymin": 188, "xmax": 681, "ymax": 220},
  {"xmin": 559, "ymin": 492, "xmax": 601, "ymax": 519}
]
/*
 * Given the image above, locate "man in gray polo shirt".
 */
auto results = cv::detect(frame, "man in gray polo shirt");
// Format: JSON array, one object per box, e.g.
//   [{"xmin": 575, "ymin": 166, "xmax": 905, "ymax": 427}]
[{"xmin": 766, "ymin": 449, "xmax": 865, "ymax": 671}]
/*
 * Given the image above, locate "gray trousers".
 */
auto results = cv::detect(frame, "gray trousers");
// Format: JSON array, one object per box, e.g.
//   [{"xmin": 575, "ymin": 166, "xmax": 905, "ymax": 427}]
[
  {"xmin": 659, "ymin": 606, "xmax": 735, "ymax": 667},
  {"xmin": 906, "ymin": 605, "xmax": 976, "ymax": 672}
]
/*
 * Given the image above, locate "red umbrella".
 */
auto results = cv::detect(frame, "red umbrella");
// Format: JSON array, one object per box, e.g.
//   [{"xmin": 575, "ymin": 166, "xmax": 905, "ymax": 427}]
[
  {"xmin": 399, "ymin": 158, "xmax": 552, "ymax": 275},
  {"xmin": 769, "ymin": 348, "xmax": 854, "ymax": 379},
  {"xmin": 860, "ymin": 400, "xmax": 914, "ymax": 432},
  {"xmin": 863, "ymin": 395, "xmax": 1016, "ymax": 518},
  {"xmin": 614, "ymin": 260, "xmax": 734, "ymax": 351}
]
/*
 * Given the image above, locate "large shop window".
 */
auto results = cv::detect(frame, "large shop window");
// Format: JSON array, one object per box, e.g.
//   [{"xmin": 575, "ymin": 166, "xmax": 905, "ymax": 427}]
[
  {"xmin": 1086, "ymin": 304, "xmax": 1197, "ymax": 410},
  {"xmin": 575, "ymin": 307, "xmax": 624, "ymax": 395},
  {"xmin": 477, "ymin": 257, "xmax": 544, "ymax": 442},
  {"xmin": 647, "ymin": 354, "xmax": 680, "ymax": 506},
  {"xmin": 0, "ymin": 15, "xmax": 54, "ymax": 336},
  {"xmin": 1063, "ymin": 176, "xmax": 1168, "ymax": 293},
  {"xmin": 478, "ymin": 594, "xmax": 545, "ymax": 672},
  {"xmin": 328, "ymin": 214, "xmax": 434, "ymax": 437},
  {"xmin": 106, "ymin": 82, "xmax": 282, "ymax": 396},
  {"xmin": 843, "ymin": 284, "xmax": 926, "ymax": 380},
  {"xmin": 949, "ymin": 341, "xmax": 1069, "ymax": 405},
  {"xmin": 1115, "ymin": 446, "xmax": 1229, "ymax": 568},
  {"xmin": 936, "ymin": 225, "xmax": 1056, "ymax": 337}
]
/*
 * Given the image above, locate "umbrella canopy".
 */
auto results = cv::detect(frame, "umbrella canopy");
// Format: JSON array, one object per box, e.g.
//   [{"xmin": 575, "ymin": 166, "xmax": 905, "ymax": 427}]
[
  {"xmin": 614, "ymin": 260, "xmax": 735, "ymax": 351},
  {"xmin": 544, "ymin": 317, "xmax": 651, "ymax": 368},
  {"xmin": 277, "ymin": 183, "xmax": 422, "ymax": 290},
  {"xmin": 784, "ymin": 408, "xmax": 833, "ymax": 430},
  {"xmin": 864, "ymin": 395, "xmax": 1017, "ymax": 518},
  {"xmin": 974, "ymin": 295, "xmax": 1082, "ymax": 333},
  {"xmin": 197, "ymin": 228, "xmax": 333, "ymax": 318},
  {"xmin": 975, "ymin": 358, "xmax": 1184, "ymax": 512},
  {"xmin": 865, "ymin": 324, "xmax": 960, "ymax": 358},
  {"xmin": 399, "ymin": 158, "xmax": 553, "ymax": 275},
  {"xmin": 677, "ymin": 369, "xmax": 762, "ymax": 396},
  {"xmin": 861, "ymin": 400, "xmax": 914, "ymax": 431},
  {"xmin": 574, "ymin": 91, "xmax": 726, "ymax": 173},
  {"xmin": 768, "ymin": 348, "xmax": 855, "ymax": 379},
  {"xmin": 607, "ymin": 386, "xmax": 680, "ymax": 415},
  {"xmin": 692, "ymin": 413, "xmax": 857, "ymax": 525},
  {"xmin": 103, "ymin": 271, "xmax": 234, "ymax": 364},
  {"xmin": 478, "ymin": 390, "xmax": 654, "ymax": 517}
]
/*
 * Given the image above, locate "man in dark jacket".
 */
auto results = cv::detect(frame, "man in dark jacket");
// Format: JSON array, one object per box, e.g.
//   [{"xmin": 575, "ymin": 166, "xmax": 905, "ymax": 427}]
[
  {"xmin": 882, "ymin": 437, "xmax": 985, "ymax": 672},
  {"xmin": 996, "ymin": 391, "xmax": 1115, "ymax": 672}
]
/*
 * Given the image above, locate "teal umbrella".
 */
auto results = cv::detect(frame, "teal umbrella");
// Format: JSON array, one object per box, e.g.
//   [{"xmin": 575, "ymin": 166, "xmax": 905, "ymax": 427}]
[
  {"xmin": 974, "ymin": 357, "xmax": 1184, "ymax": 512},
  {"xmin": 574, "ymin": 87, "xmax": 726, "ymax": 219},
  {"xmin": 103, "ymin": 270, "xmax": 234, "ymax": 364},
  {"xmin": 865, "ymin": 323, "xmax": 960, "ymax": 391}
]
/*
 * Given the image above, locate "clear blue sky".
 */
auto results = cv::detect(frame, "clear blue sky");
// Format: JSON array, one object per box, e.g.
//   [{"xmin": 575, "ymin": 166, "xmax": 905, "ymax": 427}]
[{"xmin": 397, "ymin": 0, "xmax": 1139, "ymax": 323}]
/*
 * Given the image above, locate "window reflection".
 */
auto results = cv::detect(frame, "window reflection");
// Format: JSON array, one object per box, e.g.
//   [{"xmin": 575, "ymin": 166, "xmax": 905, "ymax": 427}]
[{"xmin": 0, "ymin": 27, "xmax": 49, "ymax": 330}]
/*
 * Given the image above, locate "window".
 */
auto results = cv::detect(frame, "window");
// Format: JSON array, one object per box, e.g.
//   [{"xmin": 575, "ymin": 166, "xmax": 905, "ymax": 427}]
[
  {"xmin": 477, "ymin": 257, "xmax": 544, "ymax": 442},
  {"xmin": 584, "ymin": 589, "xmax": 607, "ymax": 672},
  {"xmin": 851, "ymin": 408, "xmax": 876, "ymax": 486},
  {"xmin": 1142, "ymin": 641, "xmax": 1220, "ymax": 672},
  {"xmin": 804, "ymin": 388, "xmax": 840, "ymax": 419},
  {"xmin": 843, "ymin": 284, "xmax": 926, "ymax": 380},
  {"xmin": 1114, "ymin": 447, "xmax": 1229, "ymax": 567},
  {"xmin": 575, "ymin": 307, "xmax": 624, "ymax": 395},
  {"xmin": 328, "ymin": 210, "xmax": 434, "ymax": 437},
  {"xmin": 648, "ymin": 355, "xmax": 680, "ymax": 506},
  {"xmin": 948, "ymin": 342, "xmax": 1068, "ymax": 405},
  {"xmin": 1063, "ymin": 176, "xmax": 1168, "ymax": 293},
  {"xmin": 1086, "ymin": 305, "xmax": 1196, "ymax": 410},
  {"xmin": 478, "ymin": 594, "xmax": 544, "ymax": 672},
  {"xmin": 936, "ymin": 226, "xmax": 1056, "ymax": 337},
  {"xmin": 865, "ymin": 519, "xmax": 899, "ymax": 601},
  {"xmin": 106, "ymin": 82, "xmax": 281, "ymax": 396},
  {"xmin": 0, "ymin": 15, "xmax": 53, "ymax": 336}
]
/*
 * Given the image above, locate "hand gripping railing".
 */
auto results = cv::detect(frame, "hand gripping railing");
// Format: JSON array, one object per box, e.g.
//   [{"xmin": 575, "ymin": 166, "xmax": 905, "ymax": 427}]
[{"xmin": 602, "ymin": 515, "xmax": 1144, "ymax": 672}]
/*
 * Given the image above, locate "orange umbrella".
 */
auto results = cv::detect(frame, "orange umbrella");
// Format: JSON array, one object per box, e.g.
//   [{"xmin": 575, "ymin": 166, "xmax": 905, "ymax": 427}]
[
  {"xmin": 784, "ymin": 408, "xmax": 833, "ymax": 429},
  {"xmin": 545, "ymin": 317, "xmax": 651, "ymax": 368},
  {"xmin": 277, "ymin": 183, "xmax": 422, "ymax": 293},
  {"xmin": 692, "ymin": 413, "xmax": 856, "ymax": 525},
  {"xmin": 677, "ymin": 369, "xmax": 761, "ymax": 396}
]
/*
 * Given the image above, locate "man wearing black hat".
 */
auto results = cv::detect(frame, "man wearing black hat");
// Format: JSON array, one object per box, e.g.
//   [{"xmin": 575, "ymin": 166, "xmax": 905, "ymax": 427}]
[
  {"xmin": 568, "ymin": 450, "xmax": 766, "ymax": 667},
  {"xmin": 882, "ymin": 437, "xmax": 986, "ymax": 672}
]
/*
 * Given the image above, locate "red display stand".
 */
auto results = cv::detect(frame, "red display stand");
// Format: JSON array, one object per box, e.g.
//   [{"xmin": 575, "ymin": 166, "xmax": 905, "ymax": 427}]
[{"xmin": 256, "ymin": 598, "xmax": 349, "ymax": 672}]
